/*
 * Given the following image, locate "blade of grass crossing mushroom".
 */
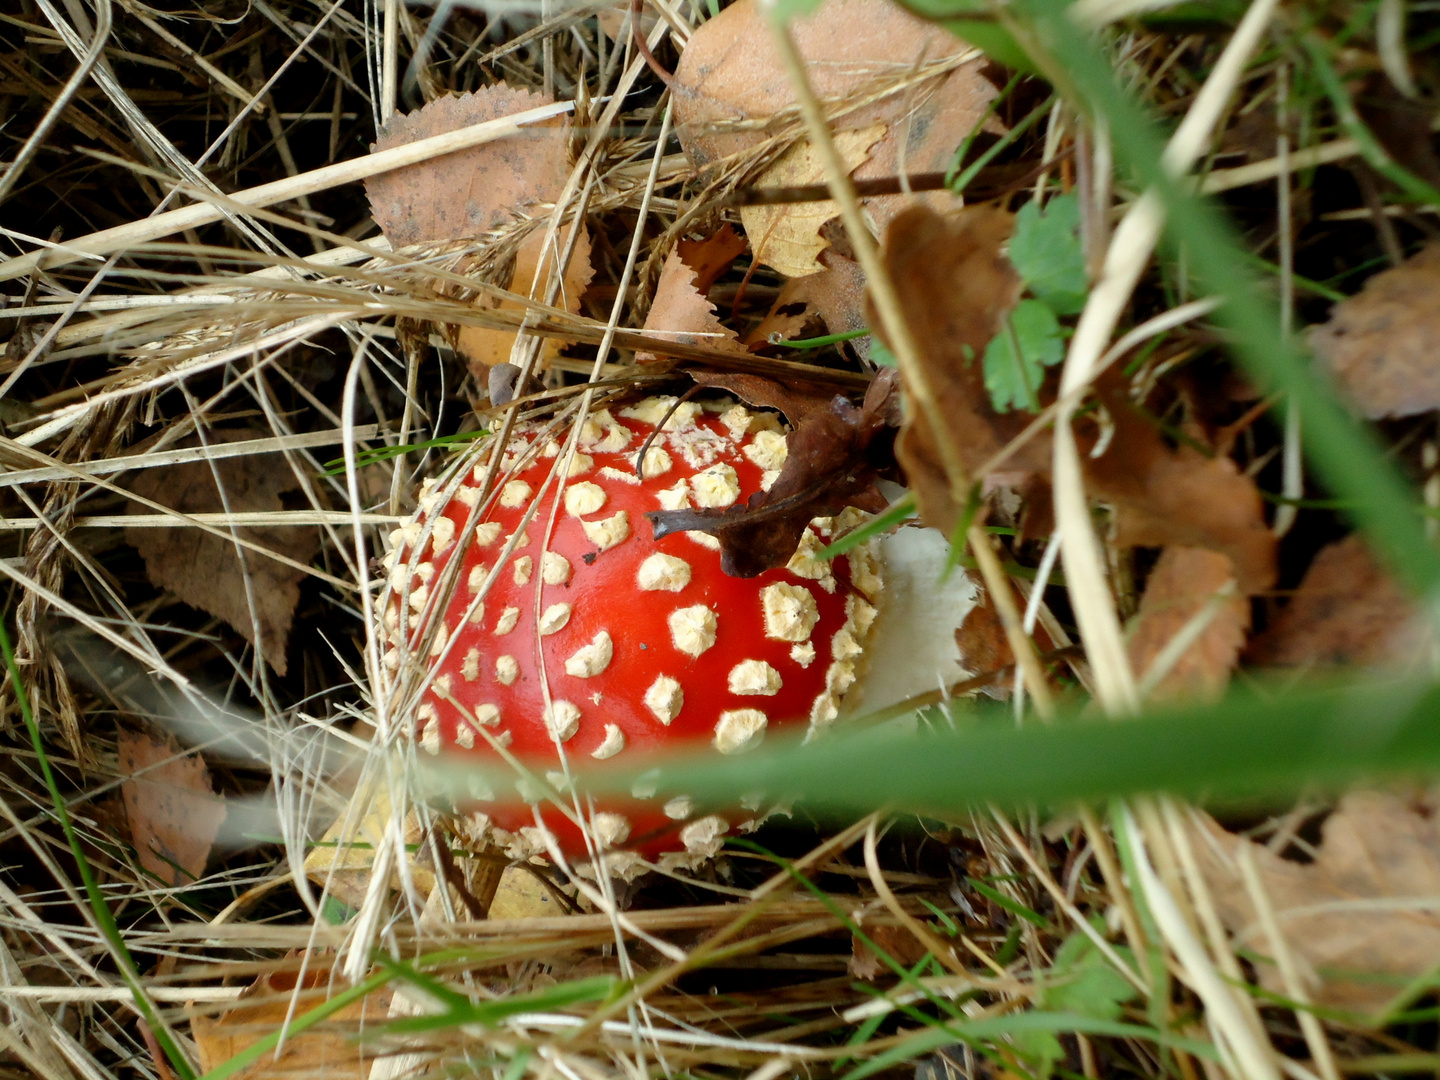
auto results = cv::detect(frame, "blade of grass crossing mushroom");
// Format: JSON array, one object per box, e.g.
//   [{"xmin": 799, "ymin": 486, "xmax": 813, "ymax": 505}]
[
  {"xmin": 0, "ymin": 616, "xmax": 198, "ymax": 1080},
  {"xmin": 1013, "ymin": 0, "xmax": 1440, "ymax": 603},
  {"xmin": 818, "ymin": 495, "xmax": 916, "ymax": 560},
  {"xmin": 761, "ymin": 9, "xmax": 1056, "ymax": 715},
  {"xmin": 593, "ymin": 676, "xmax": 1440, "ymax": 819}
]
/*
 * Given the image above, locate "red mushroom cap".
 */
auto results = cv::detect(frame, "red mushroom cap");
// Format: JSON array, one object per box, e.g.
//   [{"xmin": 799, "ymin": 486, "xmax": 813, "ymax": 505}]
[{"xmin": 382, "ymin": 397, "xmax": 881, "ymax": 877}]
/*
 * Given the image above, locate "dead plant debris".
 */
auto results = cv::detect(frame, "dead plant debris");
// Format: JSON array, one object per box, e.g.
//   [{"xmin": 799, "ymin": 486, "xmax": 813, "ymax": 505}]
[
  {"xmin": 124, "ymin": 434, "xmax": 322, "ymax": 676},
  {"xmin": 366, "ymin": 86, "xmax": 593, "ymax": 374},
  {"xmin": 2, "ymin": 3, "xmax": 1439, "ymax": 1080},
  {"xmin": 118, "ymin": 729, "xmax": 227, "ymax": 888},
  {"xmin": 1127, "ymin": 546, "xmax": 1247, "ymax": 701},
  {"xmin": 1247, "ymin": 534, "xmax": 1433, "ymax": 672}
]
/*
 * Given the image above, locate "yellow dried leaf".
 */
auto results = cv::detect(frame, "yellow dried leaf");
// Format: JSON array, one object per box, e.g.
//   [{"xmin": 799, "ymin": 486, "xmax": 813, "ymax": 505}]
[
  {"xmin": 740, "ymin": 125, "xmax": 884, "ymax": 277},
  {"xmin": 304, "ymin": 787, "xmax": 433, "ymax": 909},
  {"xmin": 488, "ymin": 865, "xmax": 567, "ymax": 919}
]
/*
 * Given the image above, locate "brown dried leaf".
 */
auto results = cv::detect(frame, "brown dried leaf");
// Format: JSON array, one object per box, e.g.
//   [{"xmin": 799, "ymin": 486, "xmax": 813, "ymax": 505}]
[
  {"xmin": 747, "ymin": 251, "xmax": 869, "ymax": 357},
  {"xmin": 118, "ymin": 730, "xmax": 225, "ymax": 887},
  {"xmin": 365, "ymin": 86, "xmax": 592, "ymax": 374},
  {"xmin": 647, "ymin": 370, "xmax": 899, "ymax": 576},
  {"xmin": 1085, "ymin": 398, "xmax": 1276, "ymax": 595},
  {"xmin": 879, "ymin": 205, "xmax": 1276, "ymax": 594},
  {"xmin": 877, "ymin": 204, "xmax": 1037, "ymax": 536},
  {"xmin": 191, "ymin": 960, "xmax": 392, "ymax": 1080},
  {"xmin": 850, "ymin": 922, "xmax": 930, "ymax": 981},
  {"xmin": 955, "ymin": 589, "xmax": 1013, "ymax": 685},
  {"xmin": 855, "ymin": 77, "xmax": 996, "ymax": 237},
  {"xmin": 1246, "ymin": 535, "xmax": 1432, "ymax": 671},
  {"xmin": 678, "ymin": 222, "xmax": 748, "ymax": 296},
  {"xmin": 1194, "ymin": 790, "xmax": 1440, "ymax": 1013},
  {"xmin": 740, "ymin": 125, "xmax": 885, "ymax": 277},
  {"xmin": 674, "ymin": 0, "xmax": 995, "ymax": 170},
  {"xmin": 1309, "ymin": 242, "xmax": 1440, "ymax": 418},
  {"xmin": 453, "ymin": 228, "xmax": 593, "ymax": 374},
  {"xmin": 368, "ymin": 86, "xmax": 570, "ymax": 245},
  {"xmin": 125, "ymin": 434, "xmax": 321, "ymax": 676},
  {"xmin": 638, "ymin": 245, "xmax": 749, "ymax": 363},
  {"xmin": 1127, "ymin": 547, "xmax": 1248, "ymax": 702}
]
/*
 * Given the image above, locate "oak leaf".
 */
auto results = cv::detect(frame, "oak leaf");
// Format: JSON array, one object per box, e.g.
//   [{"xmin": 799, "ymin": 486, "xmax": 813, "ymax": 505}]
[
  {"xmin": 125, "ymin": 434, "xmax": 320, "ymax": 676},
  {"xmin": 1194, "ymin": 791, "xmax": 1440, "ymax": 1013}
]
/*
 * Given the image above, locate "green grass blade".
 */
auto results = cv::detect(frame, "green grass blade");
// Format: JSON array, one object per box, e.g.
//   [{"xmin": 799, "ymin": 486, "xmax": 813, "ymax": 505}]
[
  {"xmin": 842, "ymin": 1011, "xmax": 1218, "ymax": 1080},
  {"xmin": 1305, "ymin": 39, "xmax": 1440, "ymax": 208},
  {"xmin": 380, "ymin": 975, "xmax": 619, "ymax": 1033},
  {"xmin": 966, "ymin": 877, "xmax": 1050, "ymax": 927},
  {"xmin": 565, "ymin": 676, "xmax": 1440, "ymax": 818},
  {"xmin": 0, "ymin": 616, "xmax": 198, "ymax": 1080},
  {"xmin": 948, "ymin": 93, "xmax": 1055, "ymax": 195},
  {"xmin": 772, "ymin": 328, "xmax": 872, "ymax": 349},
  {"xmin": 322, "ymin": 430, "xmax": 488, "ymax": 475},
  {"xmin": 818, "ymin": 494, "xmax": 916, "ymax": 559},
  {"xmin": 196, "ymin": 970, "xmax": 392, "ymax": 1080}
]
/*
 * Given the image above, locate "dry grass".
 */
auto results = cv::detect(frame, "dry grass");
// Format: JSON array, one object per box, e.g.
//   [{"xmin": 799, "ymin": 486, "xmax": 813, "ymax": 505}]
[{"xmin": 1, "ymin": 3, "xmax": 1436, "ymax": 1080}]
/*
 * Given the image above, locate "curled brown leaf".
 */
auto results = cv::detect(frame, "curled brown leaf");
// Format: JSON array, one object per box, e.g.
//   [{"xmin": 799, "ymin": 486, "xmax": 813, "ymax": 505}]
[{"xmin": 647, "ymin": 370, "xmax": 899, "ymax": 577}]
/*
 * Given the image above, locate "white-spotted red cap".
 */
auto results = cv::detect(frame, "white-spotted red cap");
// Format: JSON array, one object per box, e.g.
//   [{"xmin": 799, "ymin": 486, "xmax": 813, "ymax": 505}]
[{"xmin": 383, "ymin": 397, "xmax": 881, "ymax": 871}]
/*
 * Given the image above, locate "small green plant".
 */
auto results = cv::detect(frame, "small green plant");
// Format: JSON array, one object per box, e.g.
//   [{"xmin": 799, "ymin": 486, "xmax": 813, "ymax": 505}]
[
  {"xmin": 984, "ymin": 192, "xmax": 1087, "ymax": 413},
  {"xmin": 1010, "ymin": 921, "xmax": 1141, "ymax": 1078}
]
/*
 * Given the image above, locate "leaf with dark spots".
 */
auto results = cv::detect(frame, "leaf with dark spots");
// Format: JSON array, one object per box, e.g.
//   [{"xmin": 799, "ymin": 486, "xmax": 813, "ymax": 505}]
[{"xmin": 648, "ymin": 370, "xmax": 900, "ymax": 577}]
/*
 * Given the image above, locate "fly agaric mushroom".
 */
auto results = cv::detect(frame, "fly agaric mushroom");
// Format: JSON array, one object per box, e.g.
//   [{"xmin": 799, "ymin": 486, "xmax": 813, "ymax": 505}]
[{"xmin": 381, "ymin": 397, "xmax": 881, "ymax": 877}]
